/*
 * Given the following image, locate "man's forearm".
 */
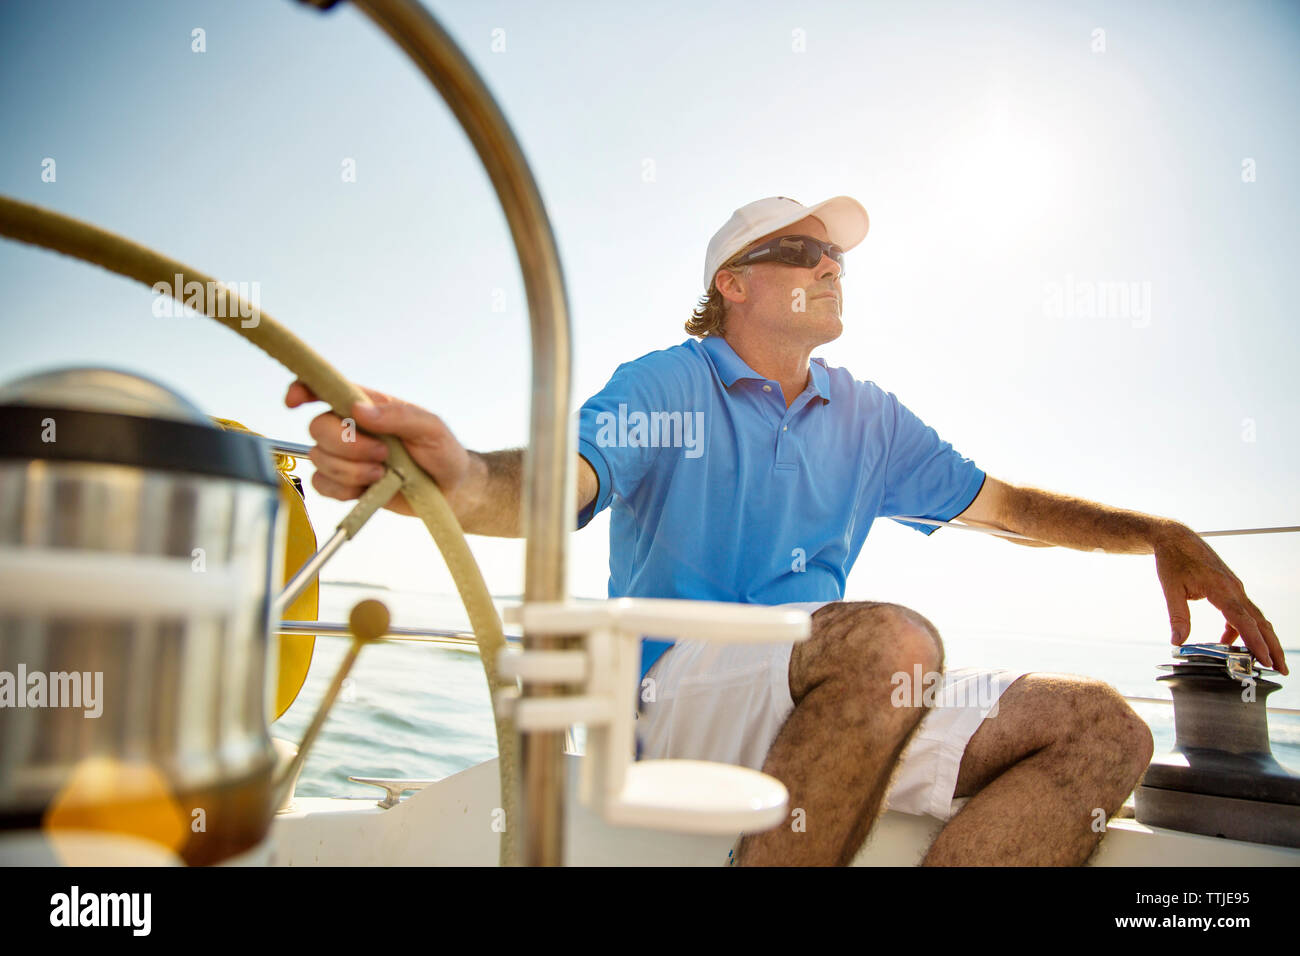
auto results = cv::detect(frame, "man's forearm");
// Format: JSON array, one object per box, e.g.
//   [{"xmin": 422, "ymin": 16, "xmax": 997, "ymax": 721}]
[
  {"xmin": 998, "ymin": 484, "xmax": 1286, "ymax": 675},
  {"xmin": 454, "ymin": 449, "xmax": 525, "ymax": 537},
  {"xmin": 1006, "ymin": 485, "xmax": 1185, "ymax": 554}
]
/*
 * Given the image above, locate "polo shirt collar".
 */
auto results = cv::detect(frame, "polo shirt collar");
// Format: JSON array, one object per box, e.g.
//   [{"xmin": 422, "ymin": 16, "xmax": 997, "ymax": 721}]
[
  {"xmin": 701, "ymin": 335, "xmax": 832, "ymax": 404},
  {"xmin": 808, "ymin": 357, "xmax": 831, "ymax": 403}
]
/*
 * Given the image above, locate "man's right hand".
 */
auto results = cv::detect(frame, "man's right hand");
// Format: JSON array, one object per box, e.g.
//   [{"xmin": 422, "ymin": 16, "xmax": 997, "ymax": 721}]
[{"xmin": 284, "ymin": 380, "xmax": 476, "ymax": 519}]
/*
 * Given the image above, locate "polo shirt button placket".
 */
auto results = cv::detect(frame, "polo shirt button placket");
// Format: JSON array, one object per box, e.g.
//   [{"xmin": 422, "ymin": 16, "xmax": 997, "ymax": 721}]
[{"xmin": 774, "ymin": 414, "xmax": 797, "ymax": 470}]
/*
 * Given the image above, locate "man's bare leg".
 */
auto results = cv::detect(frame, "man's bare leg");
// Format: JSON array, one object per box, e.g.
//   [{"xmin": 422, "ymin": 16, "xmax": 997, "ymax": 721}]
[
  {"xmin": 735, "ymin": 601, "xmax": 944, "ymax": 866},
  {"xmin": 921, "ymin": 673, "xmax": 1154, "ymax": 866}
]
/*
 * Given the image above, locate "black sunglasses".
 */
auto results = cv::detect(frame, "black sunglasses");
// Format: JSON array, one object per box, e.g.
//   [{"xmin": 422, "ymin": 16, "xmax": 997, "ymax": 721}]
[{"xmin": 731, "ymin": 235, "xmax": 846, "ymax": 275}]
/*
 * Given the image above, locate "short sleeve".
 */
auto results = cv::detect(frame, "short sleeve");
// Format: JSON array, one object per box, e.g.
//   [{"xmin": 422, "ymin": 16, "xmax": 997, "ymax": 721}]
[
  {"xmin": 575, "ymin": 352, "xmax": 687, "ymax": 530},
  {"xmin": 877, "ymin": 392, "xmax": 986, "ymax": 536}
]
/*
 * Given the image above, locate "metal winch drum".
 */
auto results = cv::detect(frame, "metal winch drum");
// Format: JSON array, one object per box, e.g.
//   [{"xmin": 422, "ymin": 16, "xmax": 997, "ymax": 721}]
[
  {"xmin": 1135, "ymin": 643, "xmax": 1300, "ymax": 848},
  {"xmin": 0, "ymin": 367, "xmax": 284, "ymax": 865}
]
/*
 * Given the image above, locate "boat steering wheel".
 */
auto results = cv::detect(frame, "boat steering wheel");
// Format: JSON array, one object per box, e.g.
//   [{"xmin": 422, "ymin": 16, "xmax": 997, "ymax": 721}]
[{"xmin": 0, "ymin": 193, "xmax": 521, "ymax": 866}]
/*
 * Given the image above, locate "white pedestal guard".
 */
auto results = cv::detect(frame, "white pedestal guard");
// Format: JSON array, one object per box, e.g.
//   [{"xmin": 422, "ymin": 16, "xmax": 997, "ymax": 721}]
[{"xmin": 498, "ymin": 598, "xmax": 811, "ymax": 834}]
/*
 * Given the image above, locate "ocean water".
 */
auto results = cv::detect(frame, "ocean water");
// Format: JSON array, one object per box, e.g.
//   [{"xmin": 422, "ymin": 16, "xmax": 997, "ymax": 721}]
[{"xmin": 273, "ymin": 584, "xmax": 1300, "ymax": 800}]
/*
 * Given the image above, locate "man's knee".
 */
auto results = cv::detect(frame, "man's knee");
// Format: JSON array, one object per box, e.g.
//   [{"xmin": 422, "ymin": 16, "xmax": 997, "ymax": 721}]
[
  {"xmin": 1056, "ymin": 678, "xmax": 1154, "ymax": 781},
  {"xmin": 889, "ymin": 605, "xmax": 945, "ymax": 671},
  {"xmin": 794, "ymin": 601, "xmax": 943, "ymax": 699},
  {"xmin": 1093, "ymin": 681, "xmax": 1154, "ymax": 773},
  {"xmin": 834, "ymin": 601, "xmax": 943, "ymax": 672}
]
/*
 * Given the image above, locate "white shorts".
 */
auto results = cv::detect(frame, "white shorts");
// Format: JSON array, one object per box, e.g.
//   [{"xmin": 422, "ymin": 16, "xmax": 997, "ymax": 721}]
[{"xmin": 635, "ymin": 601, "xmax": 1027, "ymax": 821}]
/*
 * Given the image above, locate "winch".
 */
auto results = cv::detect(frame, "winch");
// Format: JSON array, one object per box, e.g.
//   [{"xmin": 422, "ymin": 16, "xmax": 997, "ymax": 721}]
[
  {"xmin": 1135, "ymin": 642, "xmax": 1300, "ymax": 848},
  {"xmin": 0, "ymin": 367, "xmax": 284, "ymax": 864}
]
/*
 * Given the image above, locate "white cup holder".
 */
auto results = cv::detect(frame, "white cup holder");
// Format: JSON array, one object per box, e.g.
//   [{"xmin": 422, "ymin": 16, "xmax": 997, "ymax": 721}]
[{"xmin": 499, "ymin": 599, "xmax": 810, "ymax": 834}]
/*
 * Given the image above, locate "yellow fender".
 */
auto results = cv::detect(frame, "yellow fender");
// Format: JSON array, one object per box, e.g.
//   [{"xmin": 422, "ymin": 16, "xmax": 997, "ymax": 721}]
[{"xmin": 211, "ymin": 418, "xmax": 316, "ymax": 721}]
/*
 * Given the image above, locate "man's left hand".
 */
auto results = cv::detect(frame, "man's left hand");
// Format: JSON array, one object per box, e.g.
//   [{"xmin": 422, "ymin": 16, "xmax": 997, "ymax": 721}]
[{"xmin": 1154, "ymin": 525, "xmax": 1287, "ymax": 675}]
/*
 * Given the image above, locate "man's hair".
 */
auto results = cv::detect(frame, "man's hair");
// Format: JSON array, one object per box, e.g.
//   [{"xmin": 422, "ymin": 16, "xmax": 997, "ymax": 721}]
[{"xmin": 686, "ymin": 261, "xmax": 750, "ymax": 338}]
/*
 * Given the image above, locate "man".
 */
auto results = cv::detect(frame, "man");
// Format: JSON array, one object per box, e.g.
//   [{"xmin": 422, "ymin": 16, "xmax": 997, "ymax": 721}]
[{"xmin": 288, "ymin": 195, "xmax": 1286, "ymax": 867}]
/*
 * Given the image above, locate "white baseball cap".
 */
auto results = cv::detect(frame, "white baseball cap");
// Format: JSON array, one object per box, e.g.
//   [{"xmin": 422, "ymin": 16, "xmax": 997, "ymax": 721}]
[{"xmin": 703, "ymin": 195, "xmax": 870, "ymax": 291}]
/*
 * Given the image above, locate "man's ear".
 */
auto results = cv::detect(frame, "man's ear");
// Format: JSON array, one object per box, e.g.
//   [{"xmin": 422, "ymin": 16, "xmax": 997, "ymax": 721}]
[{"xmin": 715, "ymin": 268, "xmax": 747, "ymax": 305}]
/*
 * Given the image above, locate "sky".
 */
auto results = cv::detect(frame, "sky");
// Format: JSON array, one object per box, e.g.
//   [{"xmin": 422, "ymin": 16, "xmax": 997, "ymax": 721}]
[{"xmin": 1, "ymin": 0, "xmax": 1297, "ymax": 681}]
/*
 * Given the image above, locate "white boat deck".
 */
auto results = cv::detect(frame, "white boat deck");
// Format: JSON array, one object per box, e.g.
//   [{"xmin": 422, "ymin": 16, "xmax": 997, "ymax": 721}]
[{"xmin": 270, "ymin": 757, "xmax": 1300, "ymax": 866}]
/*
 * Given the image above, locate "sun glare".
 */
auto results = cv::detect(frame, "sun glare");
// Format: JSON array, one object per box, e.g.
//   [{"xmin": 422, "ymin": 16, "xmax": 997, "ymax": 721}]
[{"xmin": 943, "ymin": 94, "xmax": 1065, "ymax": 247}]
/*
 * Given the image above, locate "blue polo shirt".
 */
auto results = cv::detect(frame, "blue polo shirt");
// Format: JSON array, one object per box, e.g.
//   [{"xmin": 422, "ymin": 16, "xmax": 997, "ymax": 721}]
[{"xmin": 575, "ymin": 335, "xmax": 986, "ymax": 681}]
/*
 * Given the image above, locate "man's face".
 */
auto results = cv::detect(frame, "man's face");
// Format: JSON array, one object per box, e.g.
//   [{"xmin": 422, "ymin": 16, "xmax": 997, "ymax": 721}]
[{"xmin": 724, "ymin": 214, "xmax": 844, "ymax": 345}]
